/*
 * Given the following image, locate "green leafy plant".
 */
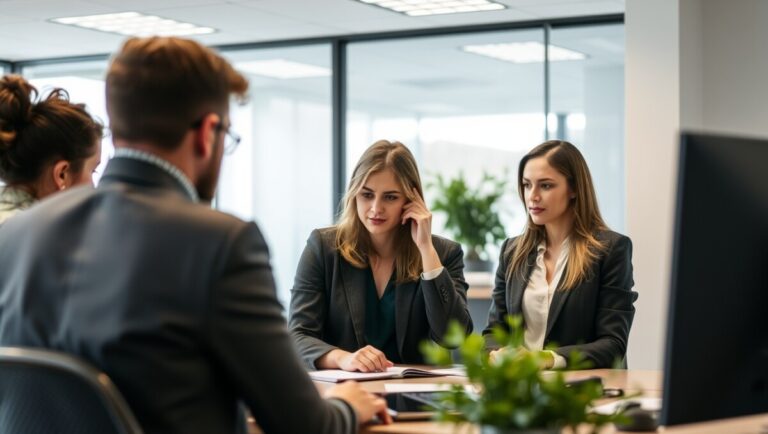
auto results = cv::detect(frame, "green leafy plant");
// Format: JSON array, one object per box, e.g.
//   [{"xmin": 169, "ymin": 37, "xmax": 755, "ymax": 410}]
[
  {"xmin": 429, "ymin": 171, "xmax": 507, "ymax": 263},
  {"xmin": 421, "ymin": 317, "xmax": 627, "ymax": 433}
]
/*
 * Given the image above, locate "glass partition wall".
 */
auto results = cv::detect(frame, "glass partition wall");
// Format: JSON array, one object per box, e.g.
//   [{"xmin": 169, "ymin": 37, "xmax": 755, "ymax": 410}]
[
  {"xmin": 13, "ymin": 17, "xmax": 625, "ymax": 305},
  {"xmin": 549, "ymin": 23, "xmax": 625, "ymax": 231},
  {"xmin": 219, "ymin": 45, "xmax": 333, "ymax": 307},
  {"xmin": 347, "ymin": 28, "xmax": 546, "ymax": 259}
]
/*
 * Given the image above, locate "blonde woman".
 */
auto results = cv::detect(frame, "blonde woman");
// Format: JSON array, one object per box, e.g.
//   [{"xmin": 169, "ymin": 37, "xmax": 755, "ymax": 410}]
[
  {"xmin": 289, "ymin": 140, "xmax": 472, "ymax": 372},
  {"xmin": 483, "ymin": 140, "xmax": 636, "ymax": 369}
]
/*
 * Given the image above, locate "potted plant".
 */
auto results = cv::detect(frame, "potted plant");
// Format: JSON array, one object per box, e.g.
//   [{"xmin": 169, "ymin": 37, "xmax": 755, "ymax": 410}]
[
  {"xmin": 421, "ymin": 316, "xmax": 626, "ymax": 434},
  {"xmin": 429, "ymin": 171, "xmax": 507, "ymax": 272}
]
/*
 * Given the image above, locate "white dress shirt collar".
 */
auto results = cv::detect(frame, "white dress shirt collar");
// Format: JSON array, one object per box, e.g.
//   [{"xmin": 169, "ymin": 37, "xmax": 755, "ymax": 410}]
[{"xmin": 113, "ymin": 148, "xmax": 199, "ymax": 203}]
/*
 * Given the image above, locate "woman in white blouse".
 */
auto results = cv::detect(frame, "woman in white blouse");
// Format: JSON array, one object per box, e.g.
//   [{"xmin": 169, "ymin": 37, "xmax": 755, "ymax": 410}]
[{"xmin": 483, "ymin": 140, "xmax": 637, "ymax": 369}]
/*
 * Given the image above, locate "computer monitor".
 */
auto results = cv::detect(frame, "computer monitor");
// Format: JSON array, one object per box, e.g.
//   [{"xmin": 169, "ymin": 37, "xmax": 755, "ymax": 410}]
[{"xmin": 661, "ymin": 132, "xmax": 768, "ymax": 425}]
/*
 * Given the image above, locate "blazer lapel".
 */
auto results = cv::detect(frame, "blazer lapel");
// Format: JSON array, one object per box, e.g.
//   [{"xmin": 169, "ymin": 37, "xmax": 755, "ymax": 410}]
[
  {"xmin": 507, "ymin": 250, "xmax": 538, "ymax": 316},
  {"xmin": 546, "ymin": 269, "xmax": 571, "ymax": 338},
  {"xmin": 339, "ymin": 260, "xmax": 367, "ymax": 347},
  {"xmin": 394, "ymin": 280, "xmax": 418, "ymax": 356}
]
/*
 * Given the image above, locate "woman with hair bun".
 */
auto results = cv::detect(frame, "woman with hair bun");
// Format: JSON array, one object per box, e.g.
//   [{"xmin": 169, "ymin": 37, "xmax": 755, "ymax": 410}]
[{"xmin": 0, "ymin": 74, "xmax": 103, "ymax": 225}]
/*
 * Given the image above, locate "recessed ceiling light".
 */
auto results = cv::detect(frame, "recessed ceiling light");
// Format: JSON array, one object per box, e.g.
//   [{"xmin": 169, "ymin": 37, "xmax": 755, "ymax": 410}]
[
  {"xmin": 236, "ymin": 59, "xmax": 331, "ymax": 79},
  {"xmin": 50, "ymin": 11, "xmax": 216, "ymax": 37},
  {"xmin": 462, "ymin": 42, "xmax": 587, "ymax": 63},
  {"xmin": 355, "ymin": 0, "xmax": 506, "ymax": 16}
]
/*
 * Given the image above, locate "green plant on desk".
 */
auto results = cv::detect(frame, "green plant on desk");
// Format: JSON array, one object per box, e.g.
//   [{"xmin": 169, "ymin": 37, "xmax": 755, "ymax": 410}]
[
  {"xmin": 428, "ymin": 171, "xmax": 507, "ymax": 270},
  {"xmin": 421, "ymin": 316, "xmax": 625, "ymax": 433}
]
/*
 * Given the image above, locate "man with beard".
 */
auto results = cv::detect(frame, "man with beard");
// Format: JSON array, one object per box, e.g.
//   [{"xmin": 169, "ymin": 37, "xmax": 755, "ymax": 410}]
[{"xmin": 0, "ymin": 37, "xmax": 388, "ymax": 434}]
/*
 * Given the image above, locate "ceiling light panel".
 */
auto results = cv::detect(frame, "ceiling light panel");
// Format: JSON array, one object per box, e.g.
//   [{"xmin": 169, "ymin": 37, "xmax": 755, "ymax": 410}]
[
  {"xmin": 356, "ymin": 0, "xmax": 505, "ymax": 16},
  {"xmin": 462, "ymin": 42, "xmax": 587, "ymax": 63},
  {"xmin": 51, "ymin": 12, "xmax": 216, "ymax": 37},
  {"xmin": 236, "ymin": 59, "xmax": 331, "ymax": 79}
]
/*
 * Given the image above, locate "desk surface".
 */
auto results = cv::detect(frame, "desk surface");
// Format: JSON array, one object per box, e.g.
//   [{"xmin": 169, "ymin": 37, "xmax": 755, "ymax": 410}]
[{"xmin": 311, "ymin": 368, "xmax": 768, "ymax": 434}]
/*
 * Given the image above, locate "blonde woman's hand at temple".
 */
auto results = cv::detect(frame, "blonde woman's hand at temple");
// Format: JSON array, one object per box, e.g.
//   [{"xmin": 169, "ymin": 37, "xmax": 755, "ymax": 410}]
[{"xmin": 402, "ymin": 188, "xmax": 441, "ymax": 271}]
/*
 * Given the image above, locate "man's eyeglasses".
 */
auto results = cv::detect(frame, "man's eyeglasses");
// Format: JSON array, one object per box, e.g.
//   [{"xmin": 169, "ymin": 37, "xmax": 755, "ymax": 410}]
[{"xmin": 190, "ymin": 117, "xmax": 241, "ymax": 155}]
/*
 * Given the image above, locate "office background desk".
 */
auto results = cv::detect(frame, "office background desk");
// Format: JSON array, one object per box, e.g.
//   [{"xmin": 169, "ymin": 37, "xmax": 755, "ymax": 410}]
[{"xmin": 310, "ymin": 369, "xmax": 768, "ymax": 434}]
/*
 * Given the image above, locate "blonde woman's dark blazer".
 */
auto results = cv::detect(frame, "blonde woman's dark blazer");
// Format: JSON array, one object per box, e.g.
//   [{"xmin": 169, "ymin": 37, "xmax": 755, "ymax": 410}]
[
  {"xmin": 289, "ymin": 227, "xmax": 473, "ymax": 369},
  {"xmin": 483, "ymin": 230, "xmax": 637, "ymax": 368}
]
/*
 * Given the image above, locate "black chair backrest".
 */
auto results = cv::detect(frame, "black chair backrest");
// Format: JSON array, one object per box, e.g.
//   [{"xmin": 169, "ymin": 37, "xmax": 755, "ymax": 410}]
[{"xmin": 0, "ymin": 347, "xmax": 143, "ymax": 434}]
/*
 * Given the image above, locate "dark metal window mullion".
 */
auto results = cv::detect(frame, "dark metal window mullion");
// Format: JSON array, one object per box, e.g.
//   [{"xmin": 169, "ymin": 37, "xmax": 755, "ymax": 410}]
[
  {"xmin": 0, "ymin": 61, "xmax": 18, "ymax": 73},
  {"xmin": 544, "ymin": 24, "xmax": 551, "ymax": 142},
  {"xmin": 331, "ymin": 39, "xmax": 347, "ymax": 221}
]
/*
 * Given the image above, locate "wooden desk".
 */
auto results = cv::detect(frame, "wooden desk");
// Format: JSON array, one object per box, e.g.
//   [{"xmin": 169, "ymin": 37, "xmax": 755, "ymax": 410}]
[
  {"xmin": 465, "ymin": 271, "xmax": 493, "ymax": 300},
  {"xmin": 312, "ymin": 369, "xmax": 661, "ymax": 396},
  {"xmin": 312, "ymin": 369, "xmax": 768, "ymax": 434},
  {"xmin": 467, "ymin": 286, "xmax": 492, "ymax": 300}
]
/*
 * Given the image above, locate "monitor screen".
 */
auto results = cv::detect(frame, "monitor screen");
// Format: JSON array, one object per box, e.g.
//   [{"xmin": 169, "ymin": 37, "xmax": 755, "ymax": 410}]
[{"xmin": 661, "ymin": 132, "xmax": 768, "ymax": 425}]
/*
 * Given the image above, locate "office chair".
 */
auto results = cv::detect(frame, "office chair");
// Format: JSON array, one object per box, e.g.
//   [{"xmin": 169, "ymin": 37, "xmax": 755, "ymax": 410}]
[{"xmin": 0, "ymin": 347, "xmax": 144, "ymax": 434}]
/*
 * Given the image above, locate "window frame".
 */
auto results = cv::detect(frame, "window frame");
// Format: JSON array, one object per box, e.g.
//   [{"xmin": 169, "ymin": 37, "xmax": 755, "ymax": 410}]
[{"xmin": 10, "ymin": 14, "xmax": 623, "ymax": 219}]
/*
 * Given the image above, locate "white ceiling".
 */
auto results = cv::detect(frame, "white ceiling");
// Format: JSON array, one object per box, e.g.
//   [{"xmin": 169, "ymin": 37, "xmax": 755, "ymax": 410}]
[{"xmin": 0, "ymin": 0, "xmax": 624, "ymax": 62}]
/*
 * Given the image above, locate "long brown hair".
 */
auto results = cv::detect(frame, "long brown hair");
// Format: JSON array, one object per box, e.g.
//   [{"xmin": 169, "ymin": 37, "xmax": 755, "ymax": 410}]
[
  {"xmin": 336, "ymin": 140, "xmax": 423, "ymax": 283},
  {"xmin": 507, "ymin": 140, "xmax": 608, "ymax": 289}
]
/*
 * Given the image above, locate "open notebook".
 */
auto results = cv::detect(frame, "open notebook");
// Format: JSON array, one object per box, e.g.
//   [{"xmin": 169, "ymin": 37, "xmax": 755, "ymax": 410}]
[{"xmin": 308, "ymin": 366, "xmax": 466, "ymax": 383}]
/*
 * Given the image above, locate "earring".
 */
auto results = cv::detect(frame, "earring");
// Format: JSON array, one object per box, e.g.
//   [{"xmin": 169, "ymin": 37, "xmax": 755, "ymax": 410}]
[{"xmin": 59, "ymin": 184, "xmax": 66, "ymax": 191}]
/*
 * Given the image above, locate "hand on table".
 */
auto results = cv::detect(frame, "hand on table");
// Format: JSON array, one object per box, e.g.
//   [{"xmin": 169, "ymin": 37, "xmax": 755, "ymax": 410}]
[
  {"xmin": 324, "ymin": 381, "xmax": 392, "ymax": 425},
  {"xmin": 337, "ymin": 345, "xmax": 394, "ymax": 373}
]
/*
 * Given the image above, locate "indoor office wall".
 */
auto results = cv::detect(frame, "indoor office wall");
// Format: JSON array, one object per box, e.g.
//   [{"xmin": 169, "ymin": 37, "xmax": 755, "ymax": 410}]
[
  {"xmin": 550, "ymin": 24, "xmax": 625, "ymax": 232},
  {"xmin": 347, "ymin": 23, "xmax": 626, "ymax": 330},
  {"xmin": 13, "ymin": 16, "xmax": 625, "ymax": 311},
  {"xmin": 347, "ymin": 28, "xmax": 546, "ymax": 261},
  {"xmin": 625, "ymin": 0, "xmax": 684, "ymax": 371},
  {"xmin": 22, "ymin": 50, "xmax": 333, "ymax": 306},
  {"xmin": 219, "ymin": 45, "xmax": 333, "ymax": 308},
  {"xmin": 687, "ymin": 0, "xmax": 768, "ymax": 138},
  {"xmin": 626, "ymin": 0, "xmax": 768, "ymax": 370},
  {"xmin": 347, "ymin": 23, "xmax": 626, "ymax": 256},
  {"xmin": 18, "ymin": 50, "xmax": 334, "ymax": 308}
]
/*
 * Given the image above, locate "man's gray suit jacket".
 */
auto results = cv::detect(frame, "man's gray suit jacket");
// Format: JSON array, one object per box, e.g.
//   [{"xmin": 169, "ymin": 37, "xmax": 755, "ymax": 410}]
[{"xmin": 0, "ymin": 156, "xmax": 355, "ymax": 434}]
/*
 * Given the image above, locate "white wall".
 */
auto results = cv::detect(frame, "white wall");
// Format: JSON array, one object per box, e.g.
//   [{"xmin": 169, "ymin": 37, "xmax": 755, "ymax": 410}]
[
  {"xmin": 625, "ymin": 0, "xmax": 768, "ymax": 369},
  {"xmin": 697, "ymin": 0, "xmax": 768, "ymax": 137},
  {"xmin": 583, "ymin": 64, "xmax": 625, "ymax": 232},
  {"xmin": 625, "ymin": 0, "xmax": 681, "ymax": 370}
]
